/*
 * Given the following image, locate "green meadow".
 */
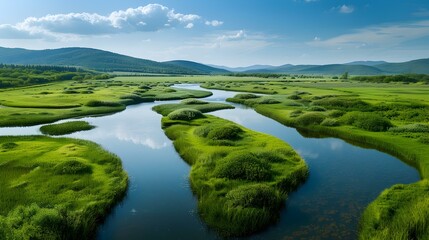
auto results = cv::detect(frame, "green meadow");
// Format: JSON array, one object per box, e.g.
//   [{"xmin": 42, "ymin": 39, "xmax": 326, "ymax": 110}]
[
  {"xmin": 1, "ymin": 73, "xmax": 429, "ymax": 238},
  {"xmin": 0, "ymin": 79, "xmax": 212, "ymax": 127},
  {"xmin": 203, "ymin": 79, "xmax": 429, "ymax": 239},
  {"xmin": 155, "ymin": 102, "xmax": 308, "ymax": 236},
  {"xmin": 0, "ymin": 136, "xmax": 128, "ymax": 239}
]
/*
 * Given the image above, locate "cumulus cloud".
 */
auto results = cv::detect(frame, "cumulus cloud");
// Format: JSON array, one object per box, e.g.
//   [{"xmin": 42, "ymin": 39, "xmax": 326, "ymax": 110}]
[
  {"xmin": 0, "ymin": 4, "xmax": 204, "ymax": 39},
  {"xmin": 308, "ymin": 20, "xmax": 429, "ymax": 48},
  {"xmin": 205, "ymin": 20, "xmax": 223, "ymax": 27},
  {"xmin": 338, "ymin": 5, "xmax": 354, "ymax": 14}
]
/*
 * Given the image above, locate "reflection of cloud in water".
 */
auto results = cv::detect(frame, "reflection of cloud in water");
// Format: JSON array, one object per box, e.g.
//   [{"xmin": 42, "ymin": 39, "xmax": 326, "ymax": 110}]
[
  {"xmin": 330, "ymin": 140, "xmax": 343, "ymax": 151},
  {"xmin": 297, "ymin": 149, "xmax": 319, "ymax": 159},
  {"xmin": 115, "ymin": 128, "xmax": 169, "ymax": 149}
]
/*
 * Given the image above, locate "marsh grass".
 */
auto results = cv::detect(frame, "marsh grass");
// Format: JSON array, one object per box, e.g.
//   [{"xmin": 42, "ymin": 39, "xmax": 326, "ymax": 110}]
[
  {"xmin": 215, "ymin": 81, "xmax": 429, "ymax": 239},
  {"xmin": 40, "ymin": 121, "xmax": 95, "ymax": 136},
  {"xmin": 160, "ymin": 114, "xmax": 308, "ymax": 236},
  {"xmin": 0, "ymin": 136, "xmax": 128, "ymax": 239}
]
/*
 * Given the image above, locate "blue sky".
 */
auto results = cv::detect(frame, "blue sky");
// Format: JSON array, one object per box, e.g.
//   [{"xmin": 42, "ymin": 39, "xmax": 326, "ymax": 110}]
[{"xmin": 0, "ymin": 0, "xmax": 428, "ymax": 67}]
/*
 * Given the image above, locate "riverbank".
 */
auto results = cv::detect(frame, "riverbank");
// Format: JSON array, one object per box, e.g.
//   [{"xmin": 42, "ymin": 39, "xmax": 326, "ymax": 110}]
[
  {"xmin": 204, "ymin": 80, "xmax": 429, "ymax": 239},
  {"xmin": 0, "ymin": 136, "xmax": 128, "ymax": 239}
]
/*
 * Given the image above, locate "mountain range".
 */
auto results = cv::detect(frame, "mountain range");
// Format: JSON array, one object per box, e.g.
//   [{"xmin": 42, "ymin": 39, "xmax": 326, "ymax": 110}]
[{"xmin": 0, "ymin": 46, "xmax": 428, "ymax": 75}]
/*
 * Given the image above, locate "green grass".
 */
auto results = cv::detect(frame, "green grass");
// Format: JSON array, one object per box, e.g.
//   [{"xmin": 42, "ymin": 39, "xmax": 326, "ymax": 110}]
[
  {"xmin": 0, "ymin": 78, "xmax": 213, "ymax": 127},
  {"xmin": 152, "ymin": 99, "xmax": 234, "ymax": 116},
  {"xmin": 0, "ymin": 136, "xmax": 128, "ymax": 239},
  {"xmin": 206, "ymin": 80, "xmax": 429, "ymax": 239},
  {"xmin": 160, "ymin": 114, "xmax": 308, "ymax": 236},
  {"xmin": 40, "ymin": 121, "xmax": 95, "ymax": 136}
]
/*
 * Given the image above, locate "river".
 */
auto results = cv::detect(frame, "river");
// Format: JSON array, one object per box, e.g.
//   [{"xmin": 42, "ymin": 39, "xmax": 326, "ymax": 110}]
[{"xmin": 0, "ymin": 84, "xmax": 420, "ymax": 239}]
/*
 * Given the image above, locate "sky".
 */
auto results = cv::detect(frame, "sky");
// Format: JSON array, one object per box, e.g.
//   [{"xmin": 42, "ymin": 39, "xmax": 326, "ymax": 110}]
[{"xmin": 0, "ymin": 0, "xmax": 429, "ymax": 67}]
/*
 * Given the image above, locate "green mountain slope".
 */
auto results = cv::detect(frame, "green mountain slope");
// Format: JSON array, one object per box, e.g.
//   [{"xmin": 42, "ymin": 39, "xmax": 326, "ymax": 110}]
[
  {"xmin": 0, "ymin": 47, "xmax": 202, "ymax": 74},
  {"xmin": 375, "ymin": 59, "xmax": 429, "ymax": 74}
]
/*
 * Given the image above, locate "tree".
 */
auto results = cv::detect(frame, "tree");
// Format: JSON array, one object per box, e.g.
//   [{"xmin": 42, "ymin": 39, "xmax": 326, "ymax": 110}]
[{"xmin": 340, "ymin": 72, "xmax": 349, "ymax": 79}]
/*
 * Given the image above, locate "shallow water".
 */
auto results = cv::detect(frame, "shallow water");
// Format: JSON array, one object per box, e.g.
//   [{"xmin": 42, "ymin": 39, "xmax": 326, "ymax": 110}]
[{"xmin": 0, "ymin": 84, "xmax": 420, "ymax": 240}]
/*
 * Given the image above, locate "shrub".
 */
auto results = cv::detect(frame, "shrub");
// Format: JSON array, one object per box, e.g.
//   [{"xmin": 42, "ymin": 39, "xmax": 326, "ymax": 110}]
[
  {"xmin": 389, "ymin": 123, "xmax": 429, "ymax": 133},
  {"xmin": 85, "ymin": 100, "xmax": 123, "ymax": 107},
  {"xmin": 54, "ymin": 160, "xmax": 93, "ymax": 175},
  {"xmin": 226, "ymin": 184, "xmax": 282, "ymax": 209},
  {"xmin": 307, "ymin": 106, "xmax": 326, "ymax": 112},
  {"xmin": 168, "ymin": 108, "xmax": 204, "ymax": 121},
  {"xmin": 181, "ymin": 98, "xmax": 208, "ymax": 105},
  {"xmin": 328, "ymin": 110, "xmax": 345, "ymax": 118},
  {"xmin": 290, "ymin": 110, "xmax": 303, "ymax": 118},
  {"xmin": 288, "ymin": 95, "xmax": 301, "ymax": 100},
  {"xmin": 258, "ymin": 98, "xmax": 280, "ymax": 104},
  {"xmin": 320, "ymin": 118, "xmax": 340, "ymax": 127},
  {"xmin": 342, "ymin": 112, "xmax": 393, "ymax": 132},
  {"xmin": 1, "ymin": 142, "xmax": 18, "ymax": 150},
  {"xmin": 312, "ymin": 97, "xmax": 370, "ymax": 110},
  {"xmin": 215, "ymin": 153, "xmax": 271, "ymax": 181},
  {"xmin": 234, "ymin": 94, "xmax": 260, "ymax": 100},
  {"xmin": 295, "ymin": 112, "xmax": 326, "ymax": 126},
  {"xmin": 207, "ymin": 124, "xmax": 243, "ymax": 140}
]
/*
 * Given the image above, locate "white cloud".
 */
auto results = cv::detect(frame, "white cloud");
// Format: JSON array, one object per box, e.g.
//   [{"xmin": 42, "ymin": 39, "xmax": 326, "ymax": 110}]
[
  {"xmin": 205, "ymin": 20, "xmax": 223, "ymax": 27},
  {"xmin": 217, "ymin": 30, "xmax": 247, "ymax": 41},
  {"xmin": 0, "ymin": 4, "xmax": 204, "ymax": 39},
  {"xmin": 308, "ymin": 20, "xmax": 429, "ymax": 48},
  {"xmin": 337, "ymin": 5, "xmax": 354, "ymax": 14},
  {"xmin": 185, "ymin": 23, "xmax": 194, "ymax": 29}
]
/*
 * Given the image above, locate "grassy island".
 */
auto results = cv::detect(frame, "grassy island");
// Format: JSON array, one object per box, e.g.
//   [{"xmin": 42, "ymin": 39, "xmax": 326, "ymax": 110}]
[
  {"xmin": 155, "ymin": 103, "xmax": 308, "ymax": 236},
  {"xmin": 40, "ymin": 121, "xmax": 95, "ymax": 136},
  {"xmin": 0, "ymin": 136, "xmax": 128, "ymax": 239}
]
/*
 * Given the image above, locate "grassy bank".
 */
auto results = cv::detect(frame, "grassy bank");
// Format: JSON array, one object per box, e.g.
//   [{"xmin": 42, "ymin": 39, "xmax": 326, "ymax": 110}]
[
  {"xmin": 0, "ymin": 136, "xmax": 128, "ymax": 239},
  {"xmin": 152, "ymin": 98, "xmax": 234, "ymax": 115},
  {"xmin": 0, "ymin": 78, "xmax": 212, "ymax": 127},
  {"xmin": 156, "ymin": 105, "xmax": 308, "ymax": 236},
  {"xmin": 205, "ymin": 80, "xmax": 429, "ymax": 239},
  {"xmin": 40, "ymin": 121, "xmax": 95, "ymax": 136}
]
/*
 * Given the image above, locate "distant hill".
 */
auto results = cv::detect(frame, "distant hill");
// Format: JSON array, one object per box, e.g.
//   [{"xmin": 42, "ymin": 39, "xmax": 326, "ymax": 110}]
[
  {"xmin": 209, "ymin": 64, "xmax": 278, "ymax": 72},
  {"xmin": 1, "ymin": 46, "xmax": 428, "ymax": 75},
  {"xmin": 345, "ymin": 61, "xmax": 388, "ymax": 66},
  {"xmin": 0, "ymin": 47, "xmax": 220, "ymax": 75},
  {"xmin": 165, "ymin": 60, "xmax": 229, "ymax": 74},
  {"xmin": 375, "ymin": 59, "xmax": 429, "ymax": 74},
  {"xmin": 241, "ymin": 59, "xmax": 429, "ymax": 75}
]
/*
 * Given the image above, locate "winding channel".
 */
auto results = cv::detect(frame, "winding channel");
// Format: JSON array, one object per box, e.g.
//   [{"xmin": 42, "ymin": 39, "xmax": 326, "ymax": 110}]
[{"xmin": 0, "ymin": 84, "xmax": 420, "ymax": 239}]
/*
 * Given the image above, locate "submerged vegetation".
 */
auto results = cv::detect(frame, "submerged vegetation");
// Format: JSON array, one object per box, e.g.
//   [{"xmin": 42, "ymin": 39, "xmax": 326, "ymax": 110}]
[
  {"xmin": 156, "ymin": 102, "xmax": 308, "ymax": 236},
  {"xmin": 205, "ymin": 79, "xmax": 429, "ymax": 239},
  {"xmin": 0, "ymin": 136, "xmax": 128, "ymax": 239},
  {"xmin": 40, "ymin": 121, "xmax": 95, "ymax": 136}
]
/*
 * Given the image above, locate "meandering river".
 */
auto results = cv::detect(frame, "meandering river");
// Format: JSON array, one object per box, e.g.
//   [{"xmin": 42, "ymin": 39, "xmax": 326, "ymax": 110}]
[{"xmin": 0, "ymin": 84, "xmax": 420, "ymax": 239}]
